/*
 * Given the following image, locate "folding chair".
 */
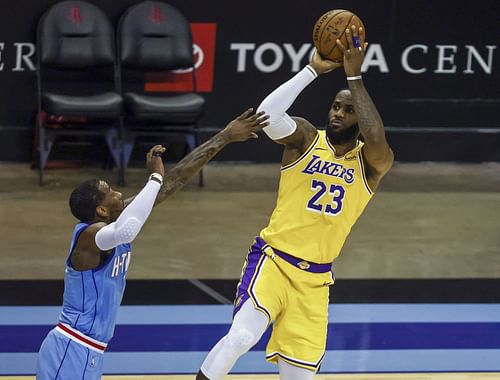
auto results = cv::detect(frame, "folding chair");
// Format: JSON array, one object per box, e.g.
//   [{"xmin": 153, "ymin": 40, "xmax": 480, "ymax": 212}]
[
  {"xmin": 118, "ymin": 1, "xmax": 205, "ymax": 186},
  {"xmin": 36, "ymin": 1, "xmax": 123, "ymax": 185}
]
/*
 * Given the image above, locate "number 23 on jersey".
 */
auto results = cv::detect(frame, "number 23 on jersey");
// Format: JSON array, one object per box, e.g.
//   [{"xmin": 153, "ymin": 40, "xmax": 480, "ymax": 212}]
[{"xmin": 306, "ymin": 179, "xmax": 345, "ymax": 216}]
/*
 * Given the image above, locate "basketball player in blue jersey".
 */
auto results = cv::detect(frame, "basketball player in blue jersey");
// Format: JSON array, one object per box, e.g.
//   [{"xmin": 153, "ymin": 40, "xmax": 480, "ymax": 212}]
[
  {"xmin": 36, "ymin": 108, "xmax": 269, "ymax": 380},
  {"xmin": 197, "ymin": 26, "xmax": 394, "ymax": 379}
]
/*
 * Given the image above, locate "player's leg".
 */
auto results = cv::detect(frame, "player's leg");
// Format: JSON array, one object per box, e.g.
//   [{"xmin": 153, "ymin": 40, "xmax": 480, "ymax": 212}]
[
  {"xmin": 266, "ymin": 266, "xmax": 332, "ymax": 374},
  {"xmin": 278, "ymin": 359, "xmax": 315, "ymax": 380},
  {"xmin": 36, "ymin": 330, "xmax": 64, "ymax": 380},
  {"xmin": 198, "ymin": 239, "xmax": 285, "ymax": 379},
  {"xmin": 197, "ymin": 299, "xmax": 269, "ymax": 379},
  {"xmin": 37, "ymin": 329, "xmax": 104, "ymax": 380},
  {"xmin": 36, "ymin": 329, "xmax": 82, "ymax": 380}
]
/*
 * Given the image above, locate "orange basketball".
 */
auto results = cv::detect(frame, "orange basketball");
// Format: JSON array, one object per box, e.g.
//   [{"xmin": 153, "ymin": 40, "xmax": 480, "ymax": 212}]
[{"xmin": 312, "ymin": 9, "xmax": 365, "ymax": 62}]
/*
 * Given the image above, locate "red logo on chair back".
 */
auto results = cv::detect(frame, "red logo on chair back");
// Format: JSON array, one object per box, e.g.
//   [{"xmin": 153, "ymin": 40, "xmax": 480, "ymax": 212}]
[
  {"xmin": 149, "ymin": 5, "xmax": 166, "ymax": 24},
  {"xmin": 68, "ymin": 4, "xmax": 83, "ymax": 25},
  {"xmin": 145, "ymin": 23, "xmax": 217, "ymax": 93}
]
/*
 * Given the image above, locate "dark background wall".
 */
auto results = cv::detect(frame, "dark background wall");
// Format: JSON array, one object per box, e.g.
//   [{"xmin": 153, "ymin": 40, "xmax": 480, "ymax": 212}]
[{"xmin": 0, "ymin": 0, "xmax": 499, "ymax": 162}]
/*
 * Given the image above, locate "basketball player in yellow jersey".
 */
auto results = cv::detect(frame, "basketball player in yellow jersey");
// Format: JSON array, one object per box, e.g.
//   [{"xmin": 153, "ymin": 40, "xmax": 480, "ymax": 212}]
[{"xmin": 197, "ymin": 26, "xmax": 394, "ymax": 380}]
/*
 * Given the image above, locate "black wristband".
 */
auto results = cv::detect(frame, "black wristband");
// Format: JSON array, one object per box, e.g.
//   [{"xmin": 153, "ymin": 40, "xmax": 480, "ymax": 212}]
[{"xmin": 149, "ymin": 173, "xmax": 163, "ymax": 185}]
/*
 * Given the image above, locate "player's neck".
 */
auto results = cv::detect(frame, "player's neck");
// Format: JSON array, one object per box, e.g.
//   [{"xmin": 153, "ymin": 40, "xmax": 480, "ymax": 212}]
[
  {"xmin": 90, "ymin": 215, "xmax": 110, "ymax": 225},
  {"xmin": 329, "ymin": 138, "xmax": 357, "ymax": 156}
]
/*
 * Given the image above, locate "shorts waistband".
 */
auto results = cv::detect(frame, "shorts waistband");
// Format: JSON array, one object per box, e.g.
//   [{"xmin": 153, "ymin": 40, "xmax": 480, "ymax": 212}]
[
  {"xmin": 255, "ymin": 237, "xmax": 332, "ymax": 273},
  {"xmin": 55, "ymin": 323, "xmax": 107, "ymax": 354}
]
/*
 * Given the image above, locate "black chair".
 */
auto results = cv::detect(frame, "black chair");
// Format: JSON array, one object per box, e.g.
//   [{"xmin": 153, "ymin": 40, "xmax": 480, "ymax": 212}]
[
  {"xmin": 118, "ymin": 1, "xmax": 205, "ymax": 186},
  {"xmin": 36, "ymin": 1, "xmax": 123, "ymax": 185}
]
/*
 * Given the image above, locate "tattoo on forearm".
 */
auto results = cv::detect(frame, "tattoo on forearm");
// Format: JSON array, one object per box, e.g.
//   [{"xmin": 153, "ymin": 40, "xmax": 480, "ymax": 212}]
[
  {"xmin": 348, "ymin": 80, "xmax": 394, "ymax": 181},
  {"xmin": 348, "ymin": 80, "xmax": 384, "ymax": 141},
  {"xmin": 155, "ymin": 132, "xmax": 229, "ymax": 205}
]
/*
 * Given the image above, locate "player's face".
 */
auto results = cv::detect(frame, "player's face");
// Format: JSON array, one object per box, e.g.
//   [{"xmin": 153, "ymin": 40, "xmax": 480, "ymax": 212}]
[
  {"xmin": 97, "ymin": 181, "xmax": 124, "ymax": 222},
  {"xmin": 326, "ymin": 90, "xmax": 360, "ymax": 145}
]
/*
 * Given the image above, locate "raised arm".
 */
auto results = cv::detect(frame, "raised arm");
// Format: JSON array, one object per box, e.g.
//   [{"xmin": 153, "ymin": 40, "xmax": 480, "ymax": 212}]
[
  {"xmin": 257, "ymin": 53, "xmax": 343, "ymax": 165},
  {"xmin": 337, "ymin": 26, "xmax": 394, "ymax": 188},
  {"xmin": 154, "ymin": 108, "xmax": 269, "ymax": 205},
  {"xmin": 72, "ymin": 145, "xmax": 165, "ymax": 271}
]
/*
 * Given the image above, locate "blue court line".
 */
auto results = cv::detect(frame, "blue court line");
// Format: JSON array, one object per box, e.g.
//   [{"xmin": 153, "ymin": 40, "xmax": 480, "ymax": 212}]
[
  {"xmin": 2, "ymin": 304, "xmax": 500, "ymax": 325},
  {"xmin": 3, "ymin": 322, "xmax": 500, "ymax": 352},
  {"xmin": 2, "ymin": 350, "xmax": 500, "ymax": 374}
]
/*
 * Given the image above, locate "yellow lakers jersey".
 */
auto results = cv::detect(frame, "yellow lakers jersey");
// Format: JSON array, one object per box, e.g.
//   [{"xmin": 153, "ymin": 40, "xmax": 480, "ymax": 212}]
[{"xmin": 260, "ymin": 130, "xmax": 373, "ymax": 264}]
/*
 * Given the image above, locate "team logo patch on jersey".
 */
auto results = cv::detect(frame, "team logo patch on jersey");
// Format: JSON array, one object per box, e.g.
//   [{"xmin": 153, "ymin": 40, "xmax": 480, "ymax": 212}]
[{"xmin": 297, "ymin": 261, "xmax": 311, "ymax": 270}]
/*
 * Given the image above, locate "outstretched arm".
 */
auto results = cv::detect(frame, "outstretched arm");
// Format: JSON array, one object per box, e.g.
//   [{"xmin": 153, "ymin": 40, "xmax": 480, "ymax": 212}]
[
  {"xmin": 337, "ymin": 26, "xmax": 394, "ymax": 189},
  {"xmin": 154, "ymin": 108, "xmax": 269, "ymax": 205},
  {"xmin": 257, "ymin": 51, "xmax": 343, "ymax": 164}
]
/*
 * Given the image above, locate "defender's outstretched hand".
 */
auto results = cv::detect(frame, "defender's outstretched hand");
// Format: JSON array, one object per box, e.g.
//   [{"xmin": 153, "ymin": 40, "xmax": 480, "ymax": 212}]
[
  {"xmin": 336, "ymin": 25, "xmax": 368, "ymax": 77},
  {"xmin": 146, "ymin": 145, "xmax": 166, "ymax": 177},
  {"xmin": 309, "ymin": 49, "xmax": 343, "ymax": 75},
  {"xmin": 223, "ymin": 108, "xmax": 270, "ymax": 142}
]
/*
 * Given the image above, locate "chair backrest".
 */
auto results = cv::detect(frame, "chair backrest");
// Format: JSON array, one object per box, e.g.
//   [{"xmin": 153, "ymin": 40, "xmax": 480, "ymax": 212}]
[
  {"xmin": 38, "ymin": 1, "xmax": 115, "ymax": 69},
  {"xmin": 119, "ymin": 1, "xmax": 194, "ymax": 71}
]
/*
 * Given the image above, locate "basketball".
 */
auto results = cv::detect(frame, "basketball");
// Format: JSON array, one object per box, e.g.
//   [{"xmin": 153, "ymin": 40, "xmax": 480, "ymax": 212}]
[{"xmin": 312, "ymin": 9, "xmax": 365, "ymax": 62}]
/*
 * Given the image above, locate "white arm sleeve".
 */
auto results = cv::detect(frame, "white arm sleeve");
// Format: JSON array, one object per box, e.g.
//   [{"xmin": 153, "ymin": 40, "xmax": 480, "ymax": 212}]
[
  {"xmin": 257, "ymin": 65, "xmax": 318, "ymax": 140},
  {"xmin": 94, "ymin": 176, "xmax": 162, "ymax": 251}
]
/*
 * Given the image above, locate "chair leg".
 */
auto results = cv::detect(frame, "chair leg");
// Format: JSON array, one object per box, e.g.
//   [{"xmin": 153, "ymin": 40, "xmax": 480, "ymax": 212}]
[
  {"xmin": 198, "ymin": 167, "xmax": 204, "ymax": 187},
  {"xmin": 122, "ymin": 135, "xmax": 135, "ymax": 169},
  {"xmin": 38, "ymin": 127, "xmax": 44, "ymax": 186},
  {"xmin": 118, "ymin": 151, "xmax": 125, "ymax": 187},
  {"xmin": 38, "ymin": 127, "xmax": 54, "ymax": 186},
  {"xmin": 38, "ymin": 118, "xmax": 44, "ymax": 186},
  {"xmin": 120, "ymin": 134, "xmax": 136, "ymax": 187},
  {"xmin": 104, "ymin": 128, "xmax": 124, "ymax": 186},
  {"xmin": 193, "ymin": 130, "xmax": 204, "ymax": 187},
  {"xmin": 117, "ymin": 132, "xmax": 127, "ymax": 187},
  {"xmin": 185, "ymin": 132, "xmax": 204, "ymax": 187},
  {"xmin": 185, "ymin": 133, "xmax": 196, "ymax": 152}
]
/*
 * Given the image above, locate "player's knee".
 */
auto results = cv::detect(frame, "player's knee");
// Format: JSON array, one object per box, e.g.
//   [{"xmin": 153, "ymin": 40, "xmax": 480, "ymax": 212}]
[{"xmin": 226, "ymin": 327, "xmax": 256, "ymax": 354}]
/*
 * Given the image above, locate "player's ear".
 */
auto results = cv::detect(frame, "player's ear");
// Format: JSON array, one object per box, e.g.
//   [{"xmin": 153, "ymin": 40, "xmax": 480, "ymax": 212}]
[{"xmin": 95, "ymin": 205, "xmax": 109, "ymax": 219}]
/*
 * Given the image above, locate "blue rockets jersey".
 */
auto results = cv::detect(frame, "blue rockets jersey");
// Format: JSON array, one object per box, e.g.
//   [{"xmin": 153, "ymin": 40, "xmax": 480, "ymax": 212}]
[{"xmin": 58, "ymin": 223, "xmax": 132, "ymax": 343}]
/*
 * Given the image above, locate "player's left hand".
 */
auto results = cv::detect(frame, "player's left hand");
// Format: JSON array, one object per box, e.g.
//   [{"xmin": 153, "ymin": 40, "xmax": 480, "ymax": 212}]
[
  {"xmin": 336, "ymin": 25, "xmax": 368, "ymax": 77},
  {"xmin": 309, "ymin": 49, "xmax": 343, "ymax": 74},
  {"xmin": 146, "ymin": 145, "xmax": 166, "ymax": 177},
  {"xmin": 223, "ymin": 108, "xmax": 270, "ymax": 142}
]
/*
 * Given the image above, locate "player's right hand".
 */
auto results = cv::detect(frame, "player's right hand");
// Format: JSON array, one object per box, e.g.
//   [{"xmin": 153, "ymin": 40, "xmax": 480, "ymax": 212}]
[
  {"xmin": 146, "ymin": 145, "xmax": 166, "ymax": 177},
  {"xmin": 309, "ymin": 49, "xmax": 343, "ymax": 74}
]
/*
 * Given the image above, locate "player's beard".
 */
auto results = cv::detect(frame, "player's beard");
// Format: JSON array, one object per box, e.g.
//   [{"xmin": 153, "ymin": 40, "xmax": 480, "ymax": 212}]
[{"xmin": 326, "ymin": 123, "xmax": 360, "ymax": 145}]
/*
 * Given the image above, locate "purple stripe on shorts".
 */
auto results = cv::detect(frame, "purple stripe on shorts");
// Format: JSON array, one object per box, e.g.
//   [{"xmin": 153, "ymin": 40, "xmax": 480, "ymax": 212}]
[{"xmin": 233, "ymin": 240, "xmax": 268, "ymax": 318}]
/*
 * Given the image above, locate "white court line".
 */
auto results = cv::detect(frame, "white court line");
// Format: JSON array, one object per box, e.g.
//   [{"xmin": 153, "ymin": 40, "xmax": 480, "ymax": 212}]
[
  {"xmin": 187, "ymin": 279, "xmax": 232, "ymax": 305},
  {"xmin": 2, "ymin": 350, "xmax": 500, "ymax": 374}
]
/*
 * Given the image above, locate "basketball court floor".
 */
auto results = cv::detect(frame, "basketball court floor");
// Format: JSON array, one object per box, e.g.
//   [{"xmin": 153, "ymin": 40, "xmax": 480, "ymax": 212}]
[
  {"xmin": 5, "ymin": 370, "xmax": 499, "ymax": 378},
  {"xmin": 1, "ymin": 162, "xmax": 500, "ymax": 378}
]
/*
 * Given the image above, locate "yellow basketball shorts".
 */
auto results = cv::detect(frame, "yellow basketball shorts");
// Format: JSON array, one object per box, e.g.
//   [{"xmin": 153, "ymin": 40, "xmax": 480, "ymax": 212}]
[{"xmin": 234, "ymin": 237, "xmax": 335, "ymax": 371}]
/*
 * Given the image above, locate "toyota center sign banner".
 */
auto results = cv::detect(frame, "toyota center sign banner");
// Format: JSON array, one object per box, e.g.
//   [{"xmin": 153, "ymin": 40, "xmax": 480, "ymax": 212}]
[{"xmin": 0, "ymin": 0, "xmax": 499, "ymax": 162}]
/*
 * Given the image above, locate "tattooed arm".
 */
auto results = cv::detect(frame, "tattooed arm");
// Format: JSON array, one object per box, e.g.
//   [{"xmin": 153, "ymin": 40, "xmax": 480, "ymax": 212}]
[
  {"xmin": 123, "ymin": 109, "xmax": 269, "ymax": 207},
  {"xmin": 338, "ymin": 25, "xmax": 394, "ymax": 190}
]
